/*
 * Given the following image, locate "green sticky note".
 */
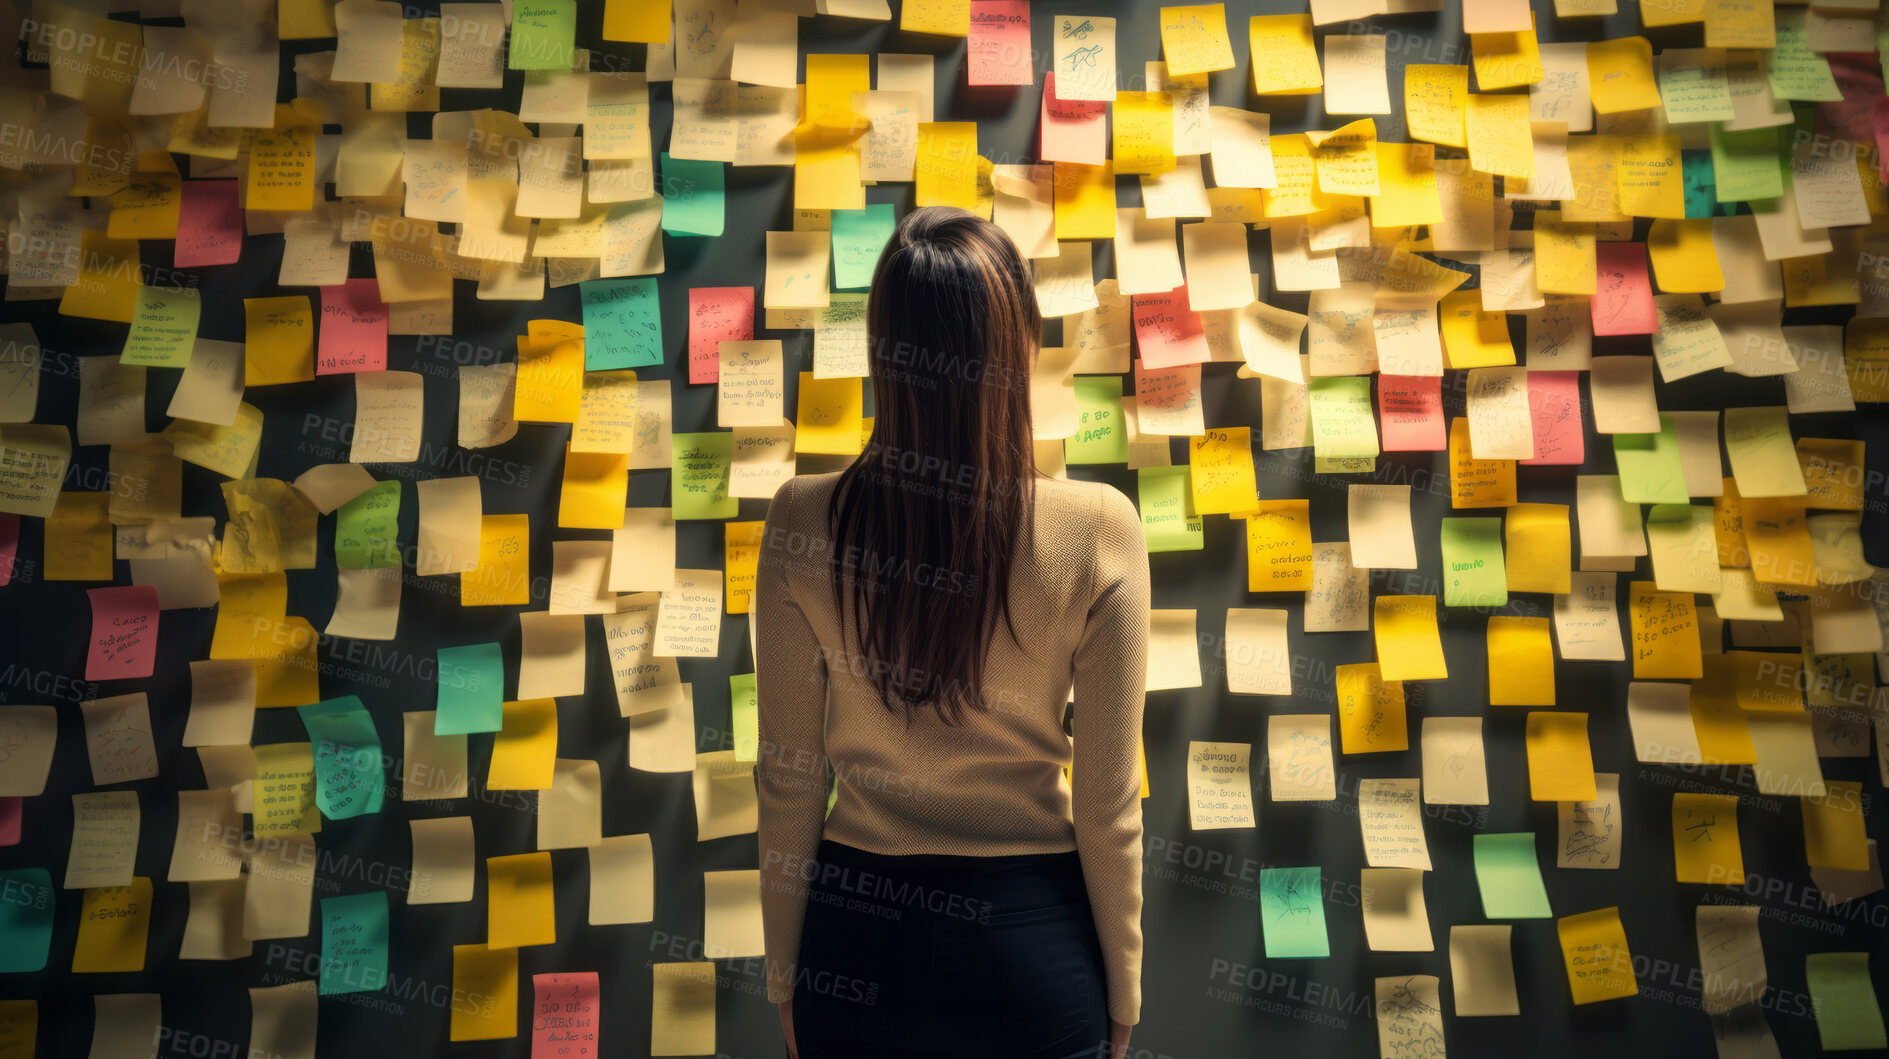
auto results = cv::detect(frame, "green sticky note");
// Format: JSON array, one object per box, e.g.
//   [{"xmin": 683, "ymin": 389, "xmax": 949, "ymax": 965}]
[
  {"xmin": 830, "ymin": 204, "xmax": 896, "ymax": 290},
  {"xmin": 1767, "ymin": 9, "xmax": 1842, "ymax": 102},
  {"xmin": 1806, "ymin": 952, "xmax": 1889, "ymax": 1050},
  {"xmin": 0, "ymin": 868, "xmax": 54, "ymax": 972},
  {"xmin": 508, "ymin": 0, "xmax": 576, "ymax": 70},
  {"xmin": 1708, "ymin": 125, "xmax": 1783, "ymax": 203},
  {"xmin": 1471, "ymin": 833, "xmax": 1553, "ymax": 919},
  {"xmin": 1259, "ymin": 866, "xmax": 1330, "ymax": 958},
  {"xmin": 1308, "ymin": 375, "xmax": 1380, "ymax": 458},
  {"xmin": 335, "ymin": 480, "xmax": 401, "ymax": 569},
  {"xmin": 672, "ymin": 431, "xmax": 740, "ymax": 519},
  {"xmin": 297, "ymin": 696, "xmax": 384, "ymax": 820},
  {"xmin": 1065, "ymin": 376, "xmax": 1128, "ymax": 465},
  {"xmin": 730, "ymin": 672, "xmax": 758, "ymax": 762},
  {"xmin": 1440, "ymin": 517, "xmax": 1507, "ymax": 607},
  {"xmin": 580, "ymin": 278, "xmax": 662, "ymax": 370},
  {"xmin": 436, "ymin": 643, "xmax": 504, "ymax": 735},
  {"xmin": 121, "ymin": 285, "xmax": 201, "ymax": 367},
  {"xmin": 1613, "ymin": 415, "xmax": 1690, "ymax": 505},
  {"xmin": 1137, "ymin": 466, "xmax": 1203, "ymax": 552},
  {"xmin": 320, "ymin": 891, "xmax": 390, "ymax": 995},
  {"xmin": 660, "ymin": 153, "xmax": 725, "ymax": 237},
  {"xmin": 1680, "ymin": 150, "xmax": 1717, "ymax": 218}
]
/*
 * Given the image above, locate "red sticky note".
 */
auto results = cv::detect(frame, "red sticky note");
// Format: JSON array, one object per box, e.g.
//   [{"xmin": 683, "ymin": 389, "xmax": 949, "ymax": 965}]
[
  {"xmin": 969, "ymin": 1, "xmax": 1033, "ymax": 85},
  {"xmin": 1873, "ymin": 98, "xmax": 1889, "ymax": 184},
  {"xmin": 688, "ymin": 287, "xmax": 755, "ymax": 386},
  {"xmin": 0, "ymin": 798, "xmax": 19, "ymax": 846},
  {"xmin": 318, "ymin": 278, "xmax": 390, "ymax": 373},
  {"xmin": 1133, "ymin": 286, "xmax": 1211, "ymax": 368},
  {"xmin": 1377, "ymin": 375, "xmax": 1447, "ymax": 451},
  {"xmin": 1041, "ymin": 72, "xmax": 1106, "ymax": 165},
  {"xmin": 1592, "ymin": 243, "xmax": 1656, "ymax": 336},
  {"xmin": 531, "ymin": 972, "xmax": 599, "ymax": 1058},
  {"xmin": 175, "ymin": 180, "xmax": 243, "ymax": 268},
  {"xmin": 85, "ymin": 585, "xmax": 161, "ymax": 681},
  {"xmin": 1816, "ymin": 52, "xmax": 1881, "ymax": 145},
  {"xmin": 1521, "ymin": 370, "xmax": 1585, "ymax": 466},
  {"xmin": 0, "ymin": 512, "xmax": 18, "ymax": 587}
]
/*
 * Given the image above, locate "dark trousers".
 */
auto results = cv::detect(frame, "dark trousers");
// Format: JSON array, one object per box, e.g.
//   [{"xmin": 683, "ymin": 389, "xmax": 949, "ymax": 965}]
[{"xmin": 789, "ymin": 838, "xmax": 1112, "ymax": 1059}]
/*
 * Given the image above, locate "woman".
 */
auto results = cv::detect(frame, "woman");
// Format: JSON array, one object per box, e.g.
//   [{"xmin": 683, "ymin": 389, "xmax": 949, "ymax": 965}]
[{"xmin": 754, "ymin": 206, "xmax": 1149, "ymax": 1059}]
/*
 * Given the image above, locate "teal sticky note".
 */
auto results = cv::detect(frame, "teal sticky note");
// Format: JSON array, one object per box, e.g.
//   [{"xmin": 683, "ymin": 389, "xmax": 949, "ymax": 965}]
[
  {"xmin": 508, "ymin": 0, "xmax": 575, "ymax": 70},
  {"xmin": 1065, "ymin": 376, "xmax": 1128, "ymax": 465},
  {"xmin": 830, "ymin": 204, "xmax": 896, "ymax": 290},
  {"xmin": 297, "ymin": 696, "xmax": 384, "ymax": 820},
  {"xmin": 320, "ymin": 891, "xmax": 390, "ymax": 995},
  {"xmin": 0, "ymin": 867, "xmax": 54, "ymax": 972},
  {"xmin": 660, "ymin": 154, "xmax": 725, "ymax": 237},
  {"xmin": 730, "ymin": 673, "xmax": 758, "ymax": 762},
  {"xmin": 580, "ymin": 278, "xmax": 663, "ymax": 370},
  {"xmin": 1613, "ymin": 415, "xmax": 1690, "ymax": 505},
  {"xmin": 1806, "ymin": 952, "xmax": 1889, "ymax": 1051},
  {"xmin": 1137, "ymin": 466, "xmax": 1204, "ymax": 553},
  {"xmin": 1472, "ymin": 833, "xmax": 1554, "ymax": 919},
  {"xmin": 335, "ymin": 480, "xmax": 400, "ymax": 570},
  {"xmin": 1681, "ymin": 150, "xmax": 1716, "ymax": 218},
  {"xmin": 1260, "ymin": 866, "xmax": 1330, "ymax": 958},
  {"xmin": 1440, "ymin": 517, "xmax": 1507, "ymax": 607},
  {"xmin": 671, "ymin": 432, "xmax": 740, "ymax": 519},
  {"xmin": 436, "ymin": 643, "xmax": 504, "ymax": 735}
]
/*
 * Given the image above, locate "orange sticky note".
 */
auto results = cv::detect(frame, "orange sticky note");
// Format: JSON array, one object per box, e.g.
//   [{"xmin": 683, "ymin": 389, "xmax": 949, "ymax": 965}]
[
  {"xmin": 1244, "ymin": 499, "xmax": 1312, "ymax": 591},
  {"xmin": 1525, "ymin": 711, "xmax": 1595, "ymax": 801},
  {"xmin": 243, "ymin": 296, "xmax": 316, "ymax": 386},
  {"xmin": 489, "ymin": 698, "xmax": 558, "ymax": 791},
  {"xmin": 558, "ymin": 448, "xmax": 630, "ymax": 530},
  {"xmin": 1487, "ymin": 616, "xmax": 1555, "ymax": 705},
  {"xmin": 1557, "ymin": 906, "xmax": 1638, "ymax": 1004},
  {"xmin": 1374, "ymin": 595, "xmax": 1449, "ymax": 681},
  {"xmin": 1628, "ymin": 580, "xmax": 1703, "ymax": 680},
  {"xmin": 450, "ymin": 944, "xmax": 519, "ymax": 1041},
  {"xmin": 1504, "ymin": 503, "xmax": 1571, "ymax": 594},
  {"xmin": 486, "ymin": 852, "xmax": 557, "ymax": 948},
  {"xmin": 463, "ymin": 514, "xmax": 531, "ymax": 607},
  {"xmin": 1449, "ymin": 419, "xmax": 1517, "ymax": 508},
  {"xmin": 1336, "ymin": 662, "xmax": 1408, "ymax": 754}
]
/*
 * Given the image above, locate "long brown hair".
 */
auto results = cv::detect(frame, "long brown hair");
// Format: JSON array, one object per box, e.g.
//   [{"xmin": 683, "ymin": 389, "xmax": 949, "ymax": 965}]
[{"xmin": 826, "ymin": 206, "xmax": 1045, "ymax": 726}]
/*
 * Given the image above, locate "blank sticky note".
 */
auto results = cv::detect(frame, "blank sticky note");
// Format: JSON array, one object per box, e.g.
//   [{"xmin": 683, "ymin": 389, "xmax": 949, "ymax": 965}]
[
  {"xmin": 1525, "ymin": 710, "xmax": 1596, "ymax": 801},
  {"xmin": 486, "ymin": 852, "xmax": 556, "ymax": 949},
  {"xmin": 1473, "ymin": 833, "xmax": 1554, "ymax": 918}
]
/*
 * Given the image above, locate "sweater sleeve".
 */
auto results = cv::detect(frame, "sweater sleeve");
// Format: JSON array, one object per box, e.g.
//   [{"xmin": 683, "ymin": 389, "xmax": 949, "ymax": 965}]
[
  {"xmin": 1069, "ymin": 482, "xmax": 1150, "ymax": 1027},
  {"xmin": 754, "ymin": 476, "xmax": 832, "ymax": 1005}
]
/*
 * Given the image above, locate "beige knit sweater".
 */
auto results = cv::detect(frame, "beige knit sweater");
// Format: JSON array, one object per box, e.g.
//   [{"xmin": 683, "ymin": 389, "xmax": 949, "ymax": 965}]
[{"xmin": 754, "ymin": 468, "xmax": 1150, "ymax": 1027}]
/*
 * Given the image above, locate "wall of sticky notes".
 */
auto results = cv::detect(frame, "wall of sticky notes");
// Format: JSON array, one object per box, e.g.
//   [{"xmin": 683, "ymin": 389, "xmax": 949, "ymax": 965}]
[{"xmin": 0, "ymin": 0, "xmax": 1887, "ymax": 1056}]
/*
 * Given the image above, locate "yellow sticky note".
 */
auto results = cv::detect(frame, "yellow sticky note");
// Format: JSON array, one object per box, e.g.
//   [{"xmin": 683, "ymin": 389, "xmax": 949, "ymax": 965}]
[
  {"xmin": 915, "ymin": 121, "xmax": 979, "ymax": 208},
  {"xmin": 1558, "ymin": 907, "xmax": 1638, "ymax": 1004},
  {"xmin": 107, "ymin": 175, "xmax": 182, "ymax": 240},
  {"xmin": 450, "ymin": 944, "xmax": 518, "ymax": 1041},
  {"xmin": 558, "ymin": 448, "xmax": 629, "ymax": 530},
  {"xmin": 1628, "ymin": 580, "xmax": 1703, "ymax": 679},
  {"xmin": 44, "ymin": 492, "xmax": 112, "ymax": 582},
  {"xmin": 1641, "ymin": 0, "xmax": 1706, "ymax": 27},
  {"xmin": 1112, "ymin": 92, "xmax": 1177, "ymax": 176},
  {"xmin": 464, "ymin": 514, "xmax": 531, "ymax": 607},
  {"xmin": 253, "ymin": 742, "xmax": 321, "ymax": 835},
  {"xmin": 1189, "ymin": 428, "xmax": 1258, "ymax": 515},
  {"xmin": 245, "ymin": 105, "xmax": 320, "ymax": 213},
  {"xmin": 1713, "ymin": 479, "xmax": 1750, "ymax": 568},
  {"xmin": 1847, "ymin": 318, "xmax": 1889, "ymax": 403},
  {"xmin": 1741, "ymin": 497, "xmax": 1815, "ymax": 587},
  {"xmin": 1449, "ymin": 418, "xmax": 1517, "ymax": 508},
  {"xmin": 1646, "ymin": 219, "xmax": 1722, "ymax": 293},
  {"xmin": 1404, "ymin": 65, "xmax": 1468, "ymax": 147},
  {"xmin": 0, "ymin": 999, "xmax": 34, "ymax": 1056},
  {"xmin": 902, "ymin": 0, "xmax": 969, "ymax": 36},
  {"xmin": 1690, "ymin": 683, "xmax": 1756, "ymax": 765},
  {"xmin": 1371, "ymin": 143, "xmax": 1443, "ymax": 228},
  {"xmin": 1525, "ymin": 711, "xmax": 1595, "ymax": 800},
  {"xmin": 1263, "ymin": 135, "xmax": 1327, "ymax": 218},
  {"xmin": 1796, "ymin": 438, "xmax": 1866, "ymax": 511},
  {"xmin": 1488, "ymin": 616, "xmax": 1556, "ymax": 705},
  {"xmin": 72, "ymin": 879, "xmax": 151, "ymax": 973},
  {"xmin": 1245, "ymin": 499, "xmax": 1313, "ymax": 591},
  {"xmin": 1161, "ymin": 4, "xmax": 1235, "ymax": 76},
  {"xmin": 1336, "ymin": 662, "xmax": 1408, "ymax": 754},
  {"xmin": 1505, "ymin": 503, "xmax": 1571, "ymax": 594},
  {"xmin": 210, "ymin": 572, "xmax": 287, "ymax": 659},
  {"xmin": 487, "ymin": 852, "xmax": 557, "ymax": 947},
  {"xmin": 1308, "ymin": 119, "xmax": 1380, "ymax": 196},
  {"xmin": 604, "ymin": 0, "xmax": 671, "ymax": 42},
  {"xmin": 1374, "ymin": 595, "xmax": 1448, "ymax": 681},
  {"xmin": 1534, "ymin": 213, "xmax": 1597, "ymax": 294},
  {"xmin": 1672, "ymin": 792, "xmax": 1743, "ymax": 883},
  {"xmin": 794, "ymin": 373, "xmax": 865, "ymax": 454},
  {"xmin": 724, "ymin": 521, "xmax": 763, "ymax": 614},
  {"xmin": 1587, "ymin": 38, "xmax": 1661, "ymax": 114},
  {"xmin": 1563, "ymin": 134, "xmax": 1626, "ymax": 222},
  {"xmin": 1616, "ymin": 134, "xmax": 1684, "ymax": 220},
  {"xmin": 514, "ymin": 336, "xmax": 583, "ymax": 423},
  {"xmin": 254, "ymin": 617, "xmax": 321, "ymax": 708},
  {"xmin": 794, "ymin": 126, "xmax": 865, "ymax": 212},
  {"xmin": 58, "ymin": 231, "xmax": 140, "ymax": 323},
  {"xmin": 278, "ymin": 0, "xmax": 337, "ymax": 39},
  {"xmin": 243, "ymin": 296, "xmax": 315, "ymax": 386},
  {"xmin": 1249, "ymin": 14, "xmax": 1322, "ymax": 95},
  {"xmin": 489, "ymin": 699, "xmax": 559, "ymax": 791},
  {"xmin": 1440, "ymin": 290, "xmax": 1515, "ymax": 368},
  {"xmin": 1472, "ymin": 21, "xmax": 1544, "ymax": 90},
  {"xmin": 1465, "ymin": 94, "xmax": 1534, "ymax": 180},
  {"xmin": 1802, "ymin": 781, "xmax": 1869, "ymax": 871},
  {"xmin": 1053, "ymin": 162, "xmax": 1117, "ymax": 240}
]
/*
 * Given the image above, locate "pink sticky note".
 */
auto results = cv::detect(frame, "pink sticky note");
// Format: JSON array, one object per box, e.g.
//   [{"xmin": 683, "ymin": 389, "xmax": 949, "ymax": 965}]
[
  {"xmin": 1377, "ymin": 375, "xmax": 1447, "ymax": 451},
  {"xmin": 318, "ymin": 278, "xmax": 390, "ymax": 373},
  {"xmin": 175, "ymin": 180, "xmax": 243, "ymax": 268},
  {"xmin": 85, "ymin": 585, "xmax": 161, "ymax": 681},
  {"xmin": 1133, "ymin": 286, "xmax": 1211, "ymax": 368},
  {"xmin": 1041, "ymin": 73, "xmax": 1106, "ymax": 165},
  {"xmin": 0, "ymin": 798, "xmax": 19, "ymax": 846},
  {"xmin": 1817, "ymin": 52, "xmax": 1882, "ymax": 145},
  {"xmin": 1872, "ymin": 98, "xmax": 1889, "ymax": 184},
  {"xmin": 688, "ymin": 286, "xmax": 755, "ymax": 385},
  {"xmin": 1592, "ymin": 243, "xmax": 1656, "ymax": 336},
  {"xmin": 1521, "ymin": 370, "xmax": 1585, "ymax": 466},
  {"xmin": 531, "ymin": 972, "xmax": 600, "ymax": 1058},
  {"xmin": 0, "ymin": 512, "xmax": 18, "ymax": 587},
  {"xmin": 969, "ymin": 1, "xmax": 1033, "ymax": 85}
]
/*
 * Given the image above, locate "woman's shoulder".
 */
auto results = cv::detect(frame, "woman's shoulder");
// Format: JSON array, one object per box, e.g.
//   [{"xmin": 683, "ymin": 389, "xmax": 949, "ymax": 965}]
[{"xmin": 1032, "ymin": 476, "xmax": 1138, "ymax": 533}]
